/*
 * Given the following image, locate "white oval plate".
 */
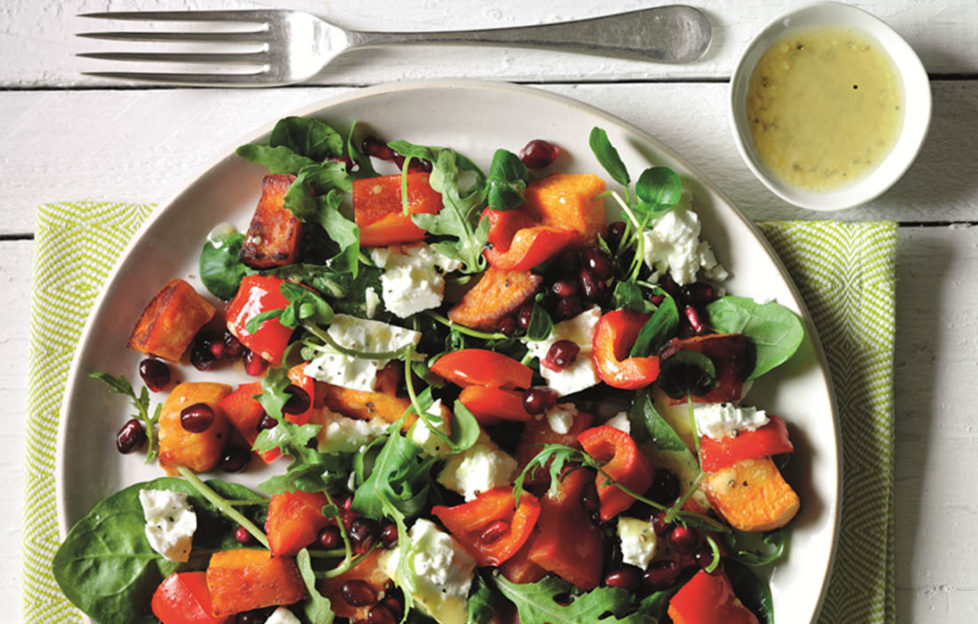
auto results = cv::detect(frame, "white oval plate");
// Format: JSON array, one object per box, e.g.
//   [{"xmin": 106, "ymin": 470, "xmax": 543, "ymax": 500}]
[{"xmin": 56, "ymin": 80, "xmax": 839, "ymax": 623}]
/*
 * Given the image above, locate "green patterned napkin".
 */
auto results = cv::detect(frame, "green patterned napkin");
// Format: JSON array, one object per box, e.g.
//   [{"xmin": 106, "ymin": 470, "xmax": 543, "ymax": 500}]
[{"xmin": 24, "ymin": 203, "xmax": 896, "ymax": 623}]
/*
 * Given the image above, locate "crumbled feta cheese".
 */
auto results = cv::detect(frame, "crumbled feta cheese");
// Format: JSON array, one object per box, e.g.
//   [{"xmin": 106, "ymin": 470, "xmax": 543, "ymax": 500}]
[
  {"xmin": 315, "ymin": 409, "xmax": 389, "ymax": 454},
  {"xmin": 265, "ymin": 607, "xmax": 301, "ymax": 624},
  {"xmin": 694, "ymin": 402, "xmax": 769, "ymax": 440},
  {"xmin": 641, "ymin": 192, "xmax": 727, "ymax": 286},
  {"xmin": 139, "ymin": 489, "xmax": 197, "ymax": 562},
  {"xmin": 438, "ymin": 433, "xmax": 518, "ymax": 501},
  {"xmin": 617, "ymin": 517, "xmax": 657, "ymax": 569},
  {"xmin": 545, "ymin": 403, "xmax": 577, "ymax": 435},
  {"xmin": 524, "ymin": 307, "xmax": 602, "ymax": 396},
  {"xmin": 364, "ymin": 287, "xmax": 381, "ymax": 319},
  {"xmin": 373, "ymin": 243, "xmax": 458, "ymax": 318},
  {"xmin": 605, "ymin": 410, "xmax": 631, "ymax": 434},
  {"xmin": 408, "ymin": 400, "xmax": 453, "ymax": 458},
  {"xmin": 304, "ymin": 314, "xmax": 420, "ymax": 392},
  {"xmin": 380, "ymin": 519, "xmax": 474, "ymax": 624}
]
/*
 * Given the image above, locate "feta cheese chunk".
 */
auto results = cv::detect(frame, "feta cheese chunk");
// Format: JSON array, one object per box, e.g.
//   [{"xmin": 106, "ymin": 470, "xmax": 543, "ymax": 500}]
[
  {"xmin": 408, "ymin": 400, "xmax": 453, "ymax": 458},
  {"xmin": 617, "ymin": 517, "xmax": 657, "ymax": 569},
  {"xmin": 380, "ymin": 519, "xmax": 475, "ymax": 624},
  {"xmin": 694, "ymin": 402, "xmax": 770, "ymax": 440},
  {"xmin": 641, "ymin": 192, "xmax": 728, "ymax": 286},
  {"xmin": 265, "ymin": 607, "xmax": 301, "ymax": 624},
  {"xmin": 438, "ymin": 432, "xmax": 518, "ymax": 501},
  {"xmin": 314, "ymin": 409, "xmax": 389, "ymax": 454},
  {"xmin": 545, "ymin": 403, "xmax": 577, "ymax": 435},
  {"xmin": 364, "ymin": 287, "xmax": 381, "ymax": 319},
  {"xmin": 304, "ymin": 314, "xmax": 420, "ymax": 392},
  {"xmin": 139, "ymin": 489, "xmax": 197, "ymax": 562},
  {"xmin": 373, "ymin": 243, "xmax": 460, "ymax": 319},
  {"xmin": 524, "ymin": 307, "xmax": 602, "ymax": 396},
  {"xmin": 605, "ymin": 410, "xmax": 632, "ymax": 434}
]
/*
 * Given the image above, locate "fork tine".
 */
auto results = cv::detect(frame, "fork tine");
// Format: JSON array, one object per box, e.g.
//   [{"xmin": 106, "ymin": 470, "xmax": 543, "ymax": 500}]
[
  {"xmin": 82, "ymin": 71, "xmax": 274, "ymax": 86},
  {"xmin": 78, "ymin": 10, "xmax": 276, "ymax": 23},
  {"xmin": 77, "ymin": 51, "xmax": 269, "ymax": 64},
  {"xmin": 77, "ymin": 31, "xmax": 267, "ymax": 43}
]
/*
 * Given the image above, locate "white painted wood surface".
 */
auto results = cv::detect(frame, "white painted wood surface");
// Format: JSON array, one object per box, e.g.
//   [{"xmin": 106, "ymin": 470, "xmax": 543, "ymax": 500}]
[{"xmin": 2, "ymin": 1, "xmax": 977, "ymax": 623}]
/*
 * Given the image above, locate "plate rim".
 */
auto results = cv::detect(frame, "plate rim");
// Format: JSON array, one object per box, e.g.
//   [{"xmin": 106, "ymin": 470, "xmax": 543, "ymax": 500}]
[{"xmin": 54, "ymin": 78, "xmax": 841, "ymax": 622}]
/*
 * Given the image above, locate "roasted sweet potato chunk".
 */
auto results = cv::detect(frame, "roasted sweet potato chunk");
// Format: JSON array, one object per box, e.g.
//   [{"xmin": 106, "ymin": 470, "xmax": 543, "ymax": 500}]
[
  {"xmin": 206, "ymin": 548, "xmax": 306, "ymax": 617},
  {"xmin": 524, "ymin": 173, "xmax": 607, "ymax": 242},
  {"xmin": 660, "ymin": 333, "xmax": 755, "ymax": 403},
  {"xmin": 702, "ymin": 457, "xmax": 800, "ymax": 532},
  {"xmin": 128, "ymin": 278, "xmax": 216, "ymax": 362},
  {"xmin": 448, "ymin": 267, "xmax": 542, "ymax": 331},
  {"xmin": 239, "ymin": 174, "xmax": 303, "ymax": 269},
  {"xmin": 320, "ymin": 384, "xmax": 414, "ymax": 430},
  {"xmin": 158, "ymin": 382, "xmax": 231, "ymax": 475}
]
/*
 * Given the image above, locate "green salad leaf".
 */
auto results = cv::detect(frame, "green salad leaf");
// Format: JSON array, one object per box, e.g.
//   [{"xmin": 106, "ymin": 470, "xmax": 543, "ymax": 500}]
[
  {"xmin": 629, "ymin": 286, "xmax": 679, "ymax": 357},
  {"xmin": 705, "ymin": 296, "xmax": 804, "ymax": 379},
  {"xmin": 89, "ymin": 372, "xmax": 161, "ymax": 462},
  {"xmin": 657, "ymin": 350, "xmax": 717, "ymax": 399},
  {"xmin": 199, "ymin": 231, "xmax": 255, "ymax": 300},
  {"xmin": 296, "ymin": 548, "xmax": 336, "ymax": 624},
  {"xmin": 352, "ymin": 431, "xmax": 438, "ymax": 520},
  {"xmin": 235, "ymin": 144, "xmax": 317, "ymax": 174},
  {"xmin": 493, "ymin": 575, "xmax": 650, "ymax": 624},
  {"xmin": 726, "ymin": 560, "xmax": 776, "ymax": 624},
  {"xmin": 588, "ymin": 127, "xmax": 630, "ymax": 187},
  {"xmin": 486, "ymin": 148, "xmax": 529, "ymax": 211},
  {"xmin": 269, "ymin": 116, "xmax": 344, "ymax": 161},
  {"xmin": 725, "ymin": 529, "xmax": 787, "ymax": 567}
]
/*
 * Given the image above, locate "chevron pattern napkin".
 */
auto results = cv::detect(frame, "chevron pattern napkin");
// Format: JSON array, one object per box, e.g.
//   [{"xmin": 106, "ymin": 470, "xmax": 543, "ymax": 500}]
[{"xmin": 24, "ymin": 202, "xmax": 896, "ymax": 623}]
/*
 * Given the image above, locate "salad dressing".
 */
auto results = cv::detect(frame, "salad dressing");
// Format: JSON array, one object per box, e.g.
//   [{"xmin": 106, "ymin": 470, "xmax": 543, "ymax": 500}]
[{"xmin": 747, "ymin": 26, "xmax": 904, "ymax": 191}]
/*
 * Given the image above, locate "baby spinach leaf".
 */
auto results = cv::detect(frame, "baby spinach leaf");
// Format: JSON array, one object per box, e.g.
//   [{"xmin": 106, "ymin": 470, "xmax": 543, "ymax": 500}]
[
  {"xmin": 725, "ymin": 529, "xmax": 787, "ymax": 567},
  {"xmin": 635, "ymin": 166, "xmax": 682, "ymax": 206},
  {"xmin": 726, "ymin": 560, "xmax": 776, "ymax": 624},
  {"xmin": 493, "ymin": 575, "xmax": 648, "ymax": 624},
  {"xmin": 705, "ymin": 296, "xmax": 804, "ymax": 379},
  {"xmin": 627, "ymin": 391, "xmax": 688, "ymax": 453},
  {"xmin": 269, "ymin": 116, "xmax": 344, "ymax": 161},
  {"xmin": 52, "ymin": 477, "xmax": 265, "ymax": 624},
  {"xmin": 199, "ymin": 232, "xmax": 255, "ymax": 300},
  {"xmin": 468, "ymin": 573, "xmax": 498, "ymax": 624},
  {"xmin": 235, "ymin": 144, "xmax": 316, "ymax": 174},
  {"xmin": 612, "ymin": 281, "xmax": 655, "ymax": 314},
  {"xmin": 296, "ymin": 548, "xmax": 335, "ymax": 624},
  {"xmin": 486, "ymin": 148, "xmax": 529, "ymax": 211},
  {"xmin": 588, "ymin": 127, "xmax": 630, "ymax": 187},
  {"xmin": 629, "ymin": 287, "xmax": 679, "ymax": 357},
  {"xmin": 658, "ymin": 350, "xmax": 717, "ymax": 399},
  {"xmin": 526, "ymin": 302, "xmax": 554, "ymax": 341},
  {"xmin": 450, "ymin": 400, "xmax": 482, "ymax": 451}
]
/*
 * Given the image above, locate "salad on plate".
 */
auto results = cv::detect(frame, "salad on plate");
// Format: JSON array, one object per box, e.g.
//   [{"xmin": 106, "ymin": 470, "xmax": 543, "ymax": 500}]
[{"xmin": 54, "ymin": 115, "xmax": 807, "ymax": 624}]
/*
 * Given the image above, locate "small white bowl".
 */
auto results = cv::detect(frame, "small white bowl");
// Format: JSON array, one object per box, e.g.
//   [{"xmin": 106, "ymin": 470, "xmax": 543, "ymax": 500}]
[{"xmin": 729, "ymin": 2, "xmax": 931, "ymax": 211}]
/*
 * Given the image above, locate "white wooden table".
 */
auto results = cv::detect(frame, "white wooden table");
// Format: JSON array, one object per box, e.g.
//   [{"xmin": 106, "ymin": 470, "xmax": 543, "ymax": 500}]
[{"xmin": 2, "ymin": 1, "xmax": 977, "ymax": 622}]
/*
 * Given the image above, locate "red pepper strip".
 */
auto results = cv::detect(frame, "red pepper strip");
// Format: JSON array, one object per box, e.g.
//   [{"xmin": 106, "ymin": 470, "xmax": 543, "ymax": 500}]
[
  {"xmin": 225, "ymin": 274, "xmax": 294, "ymax": 364},
  {"xmin": 484, "ymin": 206, "xmax": 538, "ymax": 248},
  {"xmin": 152, "ymin": 572, "xmax": 227, "ymax": 624},
  {"xmin": 699, "ymin": 415, "xmax": 794, "ymax": 473},
  {"xmin": 483, "ymin": 208, "xmax": 580, "ymax": 271},
  {"xmin": 577, "ymin": 426, "xmax": 654, "ymax": 522},
  {"xmin": 498, "ymin": 538, "xmax": 546, "ymax": 584},
  {"xmin": 667, "ymin": 569, "xmax": 759, "ymax": 624},
  {"xmin": 591, "ymin": 310, "xmax": 661, "ymax": 390},
  {"xmin": 458, "ymin": 386, "xmax": 534, "ymax": 424},
  {"xmin": 431, "ymin": 487, "xmax": 541, "ymax": 567},
  {"xmin": 265, "ymin": 490, "xmax": 329, "ymax": 556},
  {"xmin": 431, "ymin": 349, "xmax": 534, "ymax": 389},
  {"xmin": 526, "ymin": 468, "xmax": 604, "ymax": 590},
  {"xmin": 515, "ymin": 410, "xmax": 593, "ymax": 486},
  {"xmin": 353, "ymin": 173, "xmax": 443, "ymax": 247}
]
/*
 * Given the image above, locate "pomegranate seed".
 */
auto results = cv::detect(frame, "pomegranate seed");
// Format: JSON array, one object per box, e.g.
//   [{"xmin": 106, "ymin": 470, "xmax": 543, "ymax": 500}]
[
  {"xmin": 221, "ymin": 447, "xmax": 250, "ymax": 473},
  {"xmin": 522, "ymin": 387, "xmax": 556, "ymax": 415},
  {"xmin": 234, "ymin": 526, "xmax": 252, "ymax": 544},
  {"xmin": 695, "ymin": 546, "xmax": 717, "ymax": 570},
  {"xmin": 554, "ymin": 295, "xmax": 583, "ymax": 320},
  {"xmin": 223, "ymin": 331, "xmax": 246, "ymax": 360},
  {"xmin": 684, "ymin": 305, "xmax": 705, "ymax": 334},
  {"xmin": 382, "ymin": 579, "xmax": 396, "ymax": 595},
  {"xmin": 380, "ymin": 596, "xmax": 403, "ymax": 618},
  {"xmin": 190, "ymin": 333, "xmax": 218, "ymax": 371},
  {"xmin": 257, "ymin": 413, "xmax": 277, "ymax": 431},
  {"xmin": 649, "ymin": 293, "xmax": 665, "ymax": 306},
  {"xmin": 582, "ymin": 248, "xmax": 614, "ymax": 280},
  {"xmin": 543, "ymin": 340, "xmax": 580, "ymax": 372},
  {"xmin": 556, "ymin": 249, "xmax": 581, "ymax": 275},
  {"xmin": 350, "ymin": 517, "xmax": 380, "ymax": 554},
  {"xmin": 380, "ymin": 523, "xmax": 398, "ymax": 549},
  {"xmin": 393, "ymin": 152, "xmax": 432, "ymax": 173},
  {"xmin": 368, "ymin": 605, "xmax": 397, "ymax": 624},
  {"xmin": 480, "ymin": 520, "xmax": 510, "ymax": 544},
  {"xmin": 115, "ymin": 419, "xmax": 146, "ymax": 454},
  {"xmin": 335, "ymin": 493, "xmax": 354, "ymax": 510},
  {"xmin": 515, "ymin": 303, "xmax": 534, "ymax": 330},
  {"xmin": 579, "ymin": 270, "xmax": 606, "ymax": 302},
  {"xmin": 342, "ymin": 580, "xmax": 378, "ymax": 607},
  {"xmin": 644, "ymin": 561, "xmax": 680, "ymax": 590},
  {"xmin": 498, "ymin": 316, "xmax": 518, "ymax": 337},
  {"xmin": 362, "ymin": 136, "xmax": 395, "ymax": 161},
  {"xmin": 208, "ymin": 338, "xmax": 225, "ymax": 359},
  {"xmin": 551, "ymin": 279, "xmax": 579, "ymax": 298},
  {"xmin": 669, "ymin": 525, "xmax": 700, "ymax": 554},
  {"xmin": 606, "ymin": 221, "xmax": 626, "ymax": 249},
  {"xmin": 604, "ymin": 566, "xmax": 643, "ymax": 591},
  {"xmin": 579, "ymin": 479, "xmax": 600, "ymax": 518},
  {"xmin": 243, "ymin": 349, "xmax": 268, "ymax": 376},
  {"xmin": 683, "ymin": 282, "xmax": 716, "ymax": 305},
  {"xmin": 235, "ymin": 612, "xmax": 265, "ymax": 624},
  {"xmin": 180, "ymin": 403, "xmax": 215, "ymax": 433},
  {"xmin": 283, "ymin": 384, "xmax": 311, "ymax": 415},
  {"xmin": 648, "ymin": 469, "xmax": 680, "ymax": 505},
  {"xmin": 519, "ymin": 139, "xmax": 561, "ymax": 169},
  {"xmin": 651, "ymin": 511, "xmax": 671, "ymax": 536},
  {"xmin": 138, "ymin": 358, "xmax": 170, "ymax": 392},
  {"xmin": 319, "ymin": 525, "xmax": 342, "ymax": 550}
]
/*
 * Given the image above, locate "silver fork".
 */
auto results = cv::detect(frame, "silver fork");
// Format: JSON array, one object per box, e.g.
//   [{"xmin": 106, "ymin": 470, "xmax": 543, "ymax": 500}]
[{"xmin": 77, "ymin": 7, "xmax": 711, "ymax": 87}]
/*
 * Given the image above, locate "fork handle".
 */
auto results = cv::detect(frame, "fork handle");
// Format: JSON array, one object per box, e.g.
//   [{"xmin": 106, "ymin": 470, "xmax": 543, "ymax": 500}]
[{"xmin": 346, "ymin": 5, "xmax": 711, "ymax": 64}]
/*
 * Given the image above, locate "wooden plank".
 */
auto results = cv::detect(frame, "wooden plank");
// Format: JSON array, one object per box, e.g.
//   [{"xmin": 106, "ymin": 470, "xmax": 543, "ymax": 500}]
[
  {"xmin": 3, "ymin": 0, "xmax": 977, "ymax": 87},
  {"xmin": 1, "ymin": 81, "xmax": 975, "ymax": 235}
]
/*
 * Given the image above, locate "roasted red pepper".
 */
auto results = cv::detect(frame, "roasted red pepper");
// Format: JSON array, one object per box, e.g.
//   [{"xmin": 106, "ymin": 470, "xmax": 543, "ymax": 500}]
[
  {"xmin": 458, "ymin": 386, "xmax": 534, "ymax": 424},
  {"xmin": 591, "ymin": 310, "xmax": 661, "ymax": 389},
  {"xmin": 699, "ymin": 415, "xmax": 793, "ymax": 473},
  {"xmin": 498, "ymin": 539, "xmax": 546, "ymax": 585},
  {"xmin": 353, "ymin": 173, "xmax": 443, "ymax": 247},
  {"xmin": 152, "ymin": 572, "xmax": 227, "ymax": 624},
  {"xmin": 483, "ymin": 209, "xmax": 580, "ymax": 271},
  {"xmin": 668, "ymin": 569, "xmax": 759, "ymax": 624},
  {"xmin": 225, "ymin": 274, "xmax": 294, "ymax": 364},
  {"xmin": 265, "ymin": 490, "xmax": 329, "ymax": 556},
  {"xmin": 577, "ymin": 426, "xmax": 653, "ymax": 522},
  {"xmin": 430, "ymin": 349, "xmax": 534, "ymax": 389},
  {"xmin": 515, "ymin": 409, "xmax": 593, "ymax": 486},
  {"xmin": 526, "ymin": 468, "xmax": 604, "ymax": 590},
  {"xmin": 431, "ymin": 487, "xmax": 541, "ymax": 567}
]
